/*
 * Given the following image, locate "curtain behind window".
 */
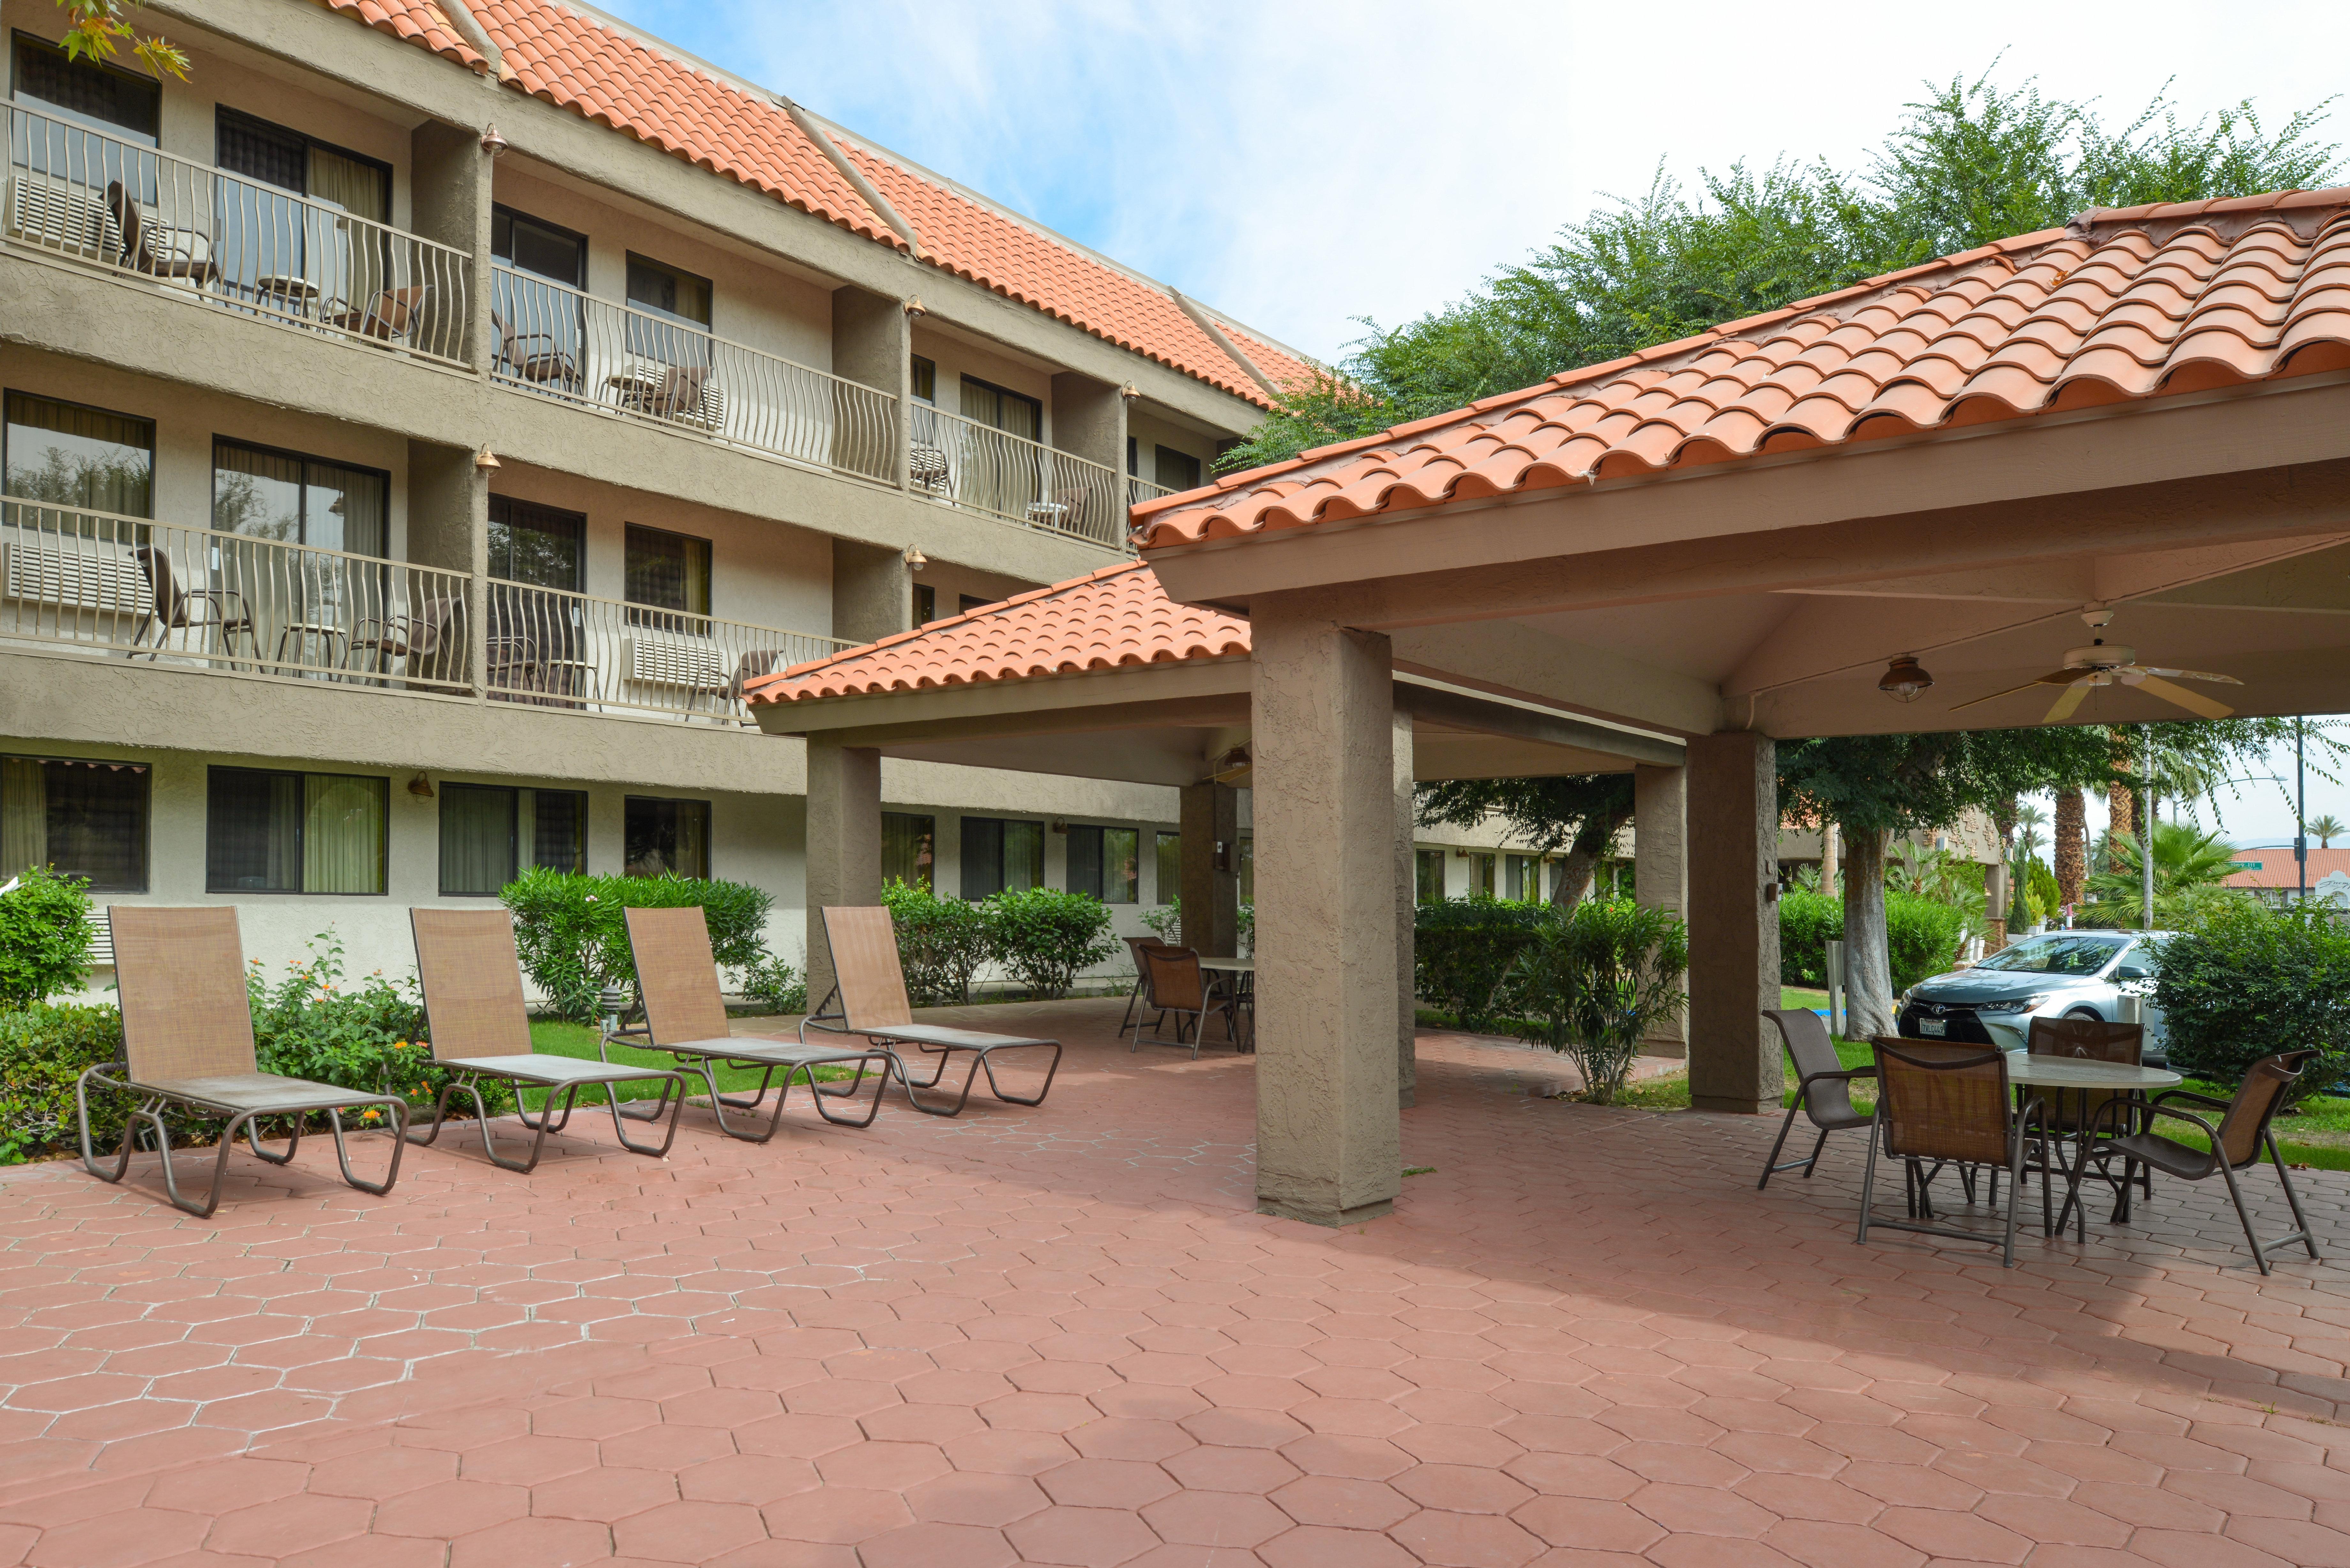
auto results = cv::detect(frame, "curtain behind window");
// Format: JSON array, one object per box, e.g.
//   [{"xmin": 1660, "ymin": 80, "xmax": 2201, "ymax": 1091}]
[
  {"xmin": 525, "ymin": 789, "xmax": 585, "ymax": 874},
  {"xmin": 306, "ymin": 147, "xmax": 387, "ymax": 222},
  {"xmin": 439, "ymin": 783, "xmax": 513, "ymax": 896},
  {"xmin": 1156, "ymin": 832, "xmax": 1180, "ymax": 905},
  {"xmin": 624, "ymin": 526, "xmax": 710, "ymax": 614},
  {"xmin": 1004, "ymin": 820, "xmax": 1043, "ymax": 893},
  {"xmin": 212, "ymin": 442, "xmax": 303, "ymax": 541},
  {"xmin": 1104, "ymin": 828, "xmax": 1139, "ymax": 904},
  {"xmin": 304, "ymin": 459, "xmax": 386, "ymax": 557},
  {"xmin": 1065, "ymin": 826, "xmax": 1103, "ymax": 900},
  {"xmin": 304, "ymin": 775, "xmax": 384, "ymax": 894},
  {"xmin": 1, "ymin": 759, "xmax": 46, "ymax": 876},
  {"xmin": 42, "ymin": 761, "xmax": 144, "ymax": 891},
  {"xmin": 207, "ymin": 769, "xmax": 300, "ymax": 892},
  {"xmin": 4, "ymin": 393, "xmax": 153, "ymax": 516},
  {"xmin": 883, "ymin": 812, "xmax": 934, "ymax": 890}
]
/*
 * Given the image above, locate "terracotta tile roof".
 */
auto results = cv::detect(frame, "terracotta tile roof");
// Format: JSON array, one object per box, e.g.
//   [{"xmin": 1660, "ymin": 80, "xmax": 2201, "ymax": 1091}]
[
  {"xmin": 325, "ymin": 1, "xmax": 486, "ymax": 71},
  {"xmin": 321, "ymin": 1, "xmax": 1305, "ymax": 405},
  {"xmin": 1222, "ymin": 323, "xmax": 1319, "ymax": 394},
  {"xmin": 745, "ymin": 562, "xmax": 1249, "ymax": 705},
  {"xmin": 2223, "ymin": 846, "xmax": 2350, "ymax": 889},
  {"xmin": 1135, "ymin": 190, "xmax": 2350, "ymax": 551}
]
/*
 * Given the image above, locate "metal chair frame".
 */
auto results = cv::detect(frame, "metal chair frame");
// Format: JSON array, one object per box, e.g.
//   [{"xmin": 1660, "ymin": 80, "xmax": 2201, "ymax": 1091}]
[
  {"xmin": 1858, "ymin": 1040, "xmax": 2051, "ymax": 1269},
  {"xmin": 1758, "ymin": 1008, "xmax": 1876, "ymax": 1189}
]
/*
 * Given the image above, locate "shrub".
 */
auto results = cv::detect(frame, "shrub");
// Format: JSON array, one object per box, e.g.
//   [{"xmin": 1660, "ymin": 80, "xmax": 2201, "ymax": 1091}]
[
  {"xmin": 982, "ymin": 887, "xmax": 1118, "ymax": 1000},
  {"xmin": 0, "ymin": 1002, "xmax": 124, "ymax": 1163},
  {"xmin": 1512, "ymin": 898, "xmax": 1689, "ymax": 1105},
  {"xmin": 733, "ymin": 953, "xmax": 807, "ymax": 1015},
  {"xmin": 1778, "ymin": 889, "xmax": 1841, "ymax": 986},
  {"xmin": 1141, "ymin": 900, "xmax": 1181, "ymax": 942},
  {"xmin": 1778, "ymin": 889, "xmax": 1964, "ymax": 991},
  {"xmin": 2154, "ymin": 899, "xmax": 2350, "ymax": 1104},
  {"xmin": 503, "ymin": 869, "xmax": 775, "ymax": 1021},
  {"xmin": 883, "ymin": 878, "xmax": 991, "ymax": 1005},
  {"xmin": 1414, "ymin": 899, "xmax": 1544, "ymax": 1032},
  {"xmin": 246, "ymin": 931, "xmax": 462, "ymax": 1121},
  {"xmin": 0, "ymin": 867, "xmax": 96, "ymax": 1009}
]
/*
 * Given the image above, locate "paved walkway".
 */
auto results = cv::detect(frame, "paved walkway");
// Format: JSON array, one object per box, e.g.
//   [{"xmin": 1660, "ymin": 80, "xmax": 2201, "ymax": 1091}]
[{"xmin": 0, "ymin": 999, "xmax": 2343, "ymax": 1567}]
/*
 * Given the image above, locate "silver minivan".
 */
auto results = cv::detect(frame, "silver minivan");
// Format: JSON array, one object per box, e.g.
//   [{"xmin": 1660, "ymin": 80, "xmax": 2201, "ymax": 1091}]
[{"xmin": 1896, "ymin": 931, "xmax": 2170, "ymax": 1063}]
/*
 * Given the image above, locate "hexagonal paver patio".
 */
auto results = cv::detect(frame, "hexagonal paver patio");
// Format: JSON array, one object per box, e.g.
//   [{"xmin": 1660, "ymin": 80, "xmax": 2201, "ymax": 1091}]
[{"xmin": 0, "ymin": 997, "xmax": 2343, "ymax": 1567}]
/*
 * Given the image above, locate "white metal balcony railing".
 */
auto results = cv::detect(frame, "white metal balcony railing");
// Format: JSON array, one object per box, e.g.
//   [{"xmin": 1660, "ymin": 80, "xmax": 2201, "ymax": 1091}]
[
  {"xmin": 483, "ymin": 580, "xmax": 848, "ymax": 723},
  {"xmin": 1128, "ymin": 477, "xmax": 1175, "ymax": 505},
  {"xmin": 4, "ymin": 105, "xmax": 473, "ymax": 367},
  {"xmin": 492, "ymin": 267, "xmax": 898, "ymax": 485},
  {"xmin": 911, "ymin": 404, "xmax": 1132, "ymax": 549},
  {"xmin": 1, "ymin": 498, "xmax": 473, "ymax": 690}
]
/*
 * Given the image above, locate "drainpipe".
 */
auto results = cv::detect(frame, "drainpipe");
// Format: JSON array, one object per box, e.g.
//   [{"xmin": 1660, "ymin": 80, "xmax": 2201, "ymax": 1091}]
[
  {"xmin": 777, "ymin": 98, "xmax": 924, "ymax": 259},
  {"xmin": 1168, "ymin": 289, "xmax": 1279, "ymax": 399}
]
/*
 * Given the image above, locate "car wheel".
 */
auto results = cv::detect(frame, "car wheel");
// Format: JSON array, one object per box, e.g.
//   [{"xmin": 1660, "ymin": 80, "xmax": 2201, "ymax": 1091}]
[{"xmin": 2064, "ymin": 1006, "xmax": 2103, "ymax": 1021}]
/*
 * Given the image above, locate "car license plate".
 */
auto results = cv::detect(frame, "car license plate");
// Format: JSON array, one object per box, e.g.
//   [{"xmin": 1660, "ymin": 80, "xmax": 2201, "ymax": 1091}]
[{"xmin": 1918, "ymin": 1018, "xmax": 1946, "ymax": 1037}]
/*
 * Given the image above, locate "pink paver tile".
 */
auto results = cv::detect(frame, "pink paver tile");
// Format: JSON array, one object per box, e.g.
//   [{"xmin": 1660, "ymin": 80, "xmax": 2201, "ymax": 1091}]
[{"xmin": 1003, "ymin": 1505, "xmax": 1164, "ymax": 1565}]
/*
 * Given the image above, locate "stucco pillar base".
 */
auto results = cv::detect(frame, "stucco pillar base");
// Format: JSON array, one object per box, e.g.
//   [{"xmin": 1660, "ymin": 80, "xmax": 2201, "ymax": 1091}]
[
  {"xmin": 1685, "ymin": 731, "xmax": 1780, "ymax": 1118},
  {"xmin": 1257, "ymin": 1195, "xmax": 1395, "ymax": 1227}
]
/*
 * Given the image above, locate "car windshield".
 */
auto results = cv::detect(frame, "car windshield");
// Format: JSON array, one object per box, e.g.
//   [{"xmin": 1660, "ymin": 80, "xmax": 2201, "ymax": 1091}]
[{"xmin": 1972, "ymin": 935, "xmax": 2126, "ymax": 976}]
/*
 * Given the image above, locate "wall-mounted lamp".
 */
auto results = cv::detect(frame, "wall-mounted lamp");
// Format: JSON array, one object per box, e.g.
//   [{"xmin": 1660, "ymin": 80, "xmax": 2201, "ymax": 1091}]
[
  {"xmin": 480, "ymin": 123, "xmax": 508, "ymax": 157},
  {"xmin": 903, "ymin": 296, "xmax": 928, "ymax": 319},
  {"xmin": 1050, "ymin": 820, "xmax": 1069, "ymax": 835},
  {"xmin": 901, "ymin": 545, "xmax": 927, "ymax": 572},
  {"xmin": 407, "ymin": 772, "xmax": 435, "ymax": 799},
  {"xmin": 1118, "ymin": 383, "xmax": 1140, "ymax": 401},
  {"xmin": 474, "ymin": 446, "xmax": 501, "ymax": 472},
  {"xmin": 1878, "ymin": 654, "xmax": 1934, "ymax": 703}
]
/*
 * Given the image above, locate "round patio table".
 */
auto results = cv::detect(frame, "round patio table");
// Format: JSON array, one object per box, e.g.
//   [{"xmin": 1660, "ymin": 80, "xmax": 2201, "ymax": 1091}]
[
  {"xmin": 1196, "ymin": 957, "xmax": 1255, "ymax": 1053},
  {"xmin": 2005, "ymin": 1054, "xmax": 2181, "ymax": 1240}
]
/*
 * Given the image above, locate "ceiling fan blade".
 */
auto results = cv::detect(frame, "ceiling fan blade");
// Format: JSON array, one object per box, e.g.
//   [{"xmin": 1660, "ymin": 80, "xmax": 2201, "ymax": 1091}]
[
  {"xmin": 2134, "ymin": 673, "xmax": 2235, "ymax": 720},
  {"xmin": 2140, "ymin": 667, "xmax": 2243, "ymax": 685},
  {"xmin": 1948, "ymin": 679, "xmax": 2055, "ymax": 713},
  {"xmin": 2032, "ymin": 668, "xmax": 2091, "ymax": 685},
  {"xmin": 2043, "ymin": 682, "xmax": 2093, "ymax": 723}
]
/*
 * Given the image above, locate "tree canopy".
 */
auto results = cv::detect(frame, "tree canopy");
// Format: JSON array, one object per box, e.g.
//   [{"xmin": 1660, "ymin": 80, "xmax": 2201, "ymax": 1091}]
[{"xmin": 1224, "ymin": 72, "xmax": 2339, "ymax": 471}]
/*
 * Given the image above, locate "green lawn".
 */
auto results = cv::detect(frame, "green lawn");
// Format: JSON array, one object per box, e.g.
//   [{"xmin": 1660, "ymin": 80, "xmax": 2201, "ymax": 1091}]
[{"xmin": 521, "ymin": 1020, "xmax": 864, "ymax": 1106}]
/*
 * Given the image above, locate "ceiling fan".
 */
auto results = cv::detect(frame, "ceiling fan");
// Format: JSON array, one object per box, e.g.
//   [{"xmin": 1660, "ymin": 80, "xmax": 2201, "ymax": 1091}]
[{"xmin": 1950, "ymin": 607, "xmax": 2242, "ymax": 723}]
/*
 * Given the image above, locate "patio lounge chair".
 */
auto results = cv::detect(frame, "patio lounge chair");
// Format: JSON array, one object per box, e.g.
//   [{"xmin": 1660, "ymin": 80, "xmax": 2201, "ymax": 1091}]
[
  {"xmin": 803, "ymin": 906, "xmax": 1064, "ymax": 1117},
  {"xmin": 610, "ymin": 906, "xmax": 895, "ymax": 1142},
  {"xmin": 1132, "ymin": 946, "xmax": 1239, "ymax": 1059},
  {"xmin": 76, "ymin": 907, "xmax": 407, "ymax": 1218},
  {"xmin": 105, "ymin": 181, "xmax": 217, "ymax": 286},
  {"xmin": 1860, "ymin": 1039, "xmax": 2050, "ymax": 1268},
  {"xmin": 1757, "ymin": 1007, "xmax": 1875, "ymax": 1189},
  {"xmin": 406, "ymin": 909, "xmax": 686, "ymax": 1172},
  {"xmin": 2083, "ymin": 1049, "xmax": 2322, "ymax": 1275}
]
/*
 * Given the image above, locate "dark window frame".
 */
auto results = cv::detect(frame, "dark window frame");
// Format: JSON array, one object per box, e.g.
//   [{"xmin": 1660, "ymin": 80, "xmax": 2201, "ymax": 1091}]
[
  {"xmin": 1154, "ymin": 444, "xmax": 1202, "ymax": 492},
  {"xmin": 622, "ymin": 521, "xmax": 712, "ymax": 629},
  {"xmin": 883, "ymin": 811, "xmax": 936, "ymax": 892},
  {"xmin": 1, "ymin": 750, "xmax": 151, "ymax": 893},
  {"xmin": 486, "ymin": 493, "xmax": 586, "ymax": 591},
  {"xmin": 490, "ymin": 203, "xmax": 588, "ymax": 287},
  {"xmin": 1065, "ymin": 824, "xmax": 1138, "ymax": 905},
  {"xmin": 959, "ymin": 373, "xmax": 1042, "ymax": 436},
  {"xmin": 624, "ymin": 794, "xmax": 710, "ymax": 880},
  {"xmin": 3, "ymin": 388, "xmax": 155, "ymax": 514},
  {"xmin": 438, "ymin": 781, "xmax": 588, "ymax": 897},
  {"xmin": 912, "ymin": 583, "xmax": 936, "ymax": 625},
  {"xmin": 909, "ymin": 355, "xmax": 936, "ymax": 404},
  {"xmin": 623, "ymin": 250, "xmax": 712, "ymax": 327},
  {"xmin": 10, "ymin": 29, "xmax": 160, "ymax": 142},
  {"xmin": 959, "ymin": 815, "xmax": 1044, "ymax": 901},
  {"xmin": 203, "ymin": 765, "xmax": 389, "ymax": 895},
  {"xmin": 213, "ymin": 104, "xmax": 391, "ymax": 206},
  {"xmin": 209, "ymin": 434, "xmax": 391, "ymax": 554}
]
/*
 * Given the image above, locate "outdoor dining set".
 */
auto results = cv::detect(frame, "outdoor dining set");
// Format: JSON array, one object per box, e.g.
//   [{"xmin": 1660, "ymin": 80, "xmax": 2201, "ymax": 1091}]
[
  {"xmin": 1117, "ymin": 936, "xmax": 1256, "ymax": 1057},
  {"xmin": 1761, "ymin": 1007, "xmax": 2322, "ymax": 1274},
  {"xmin": 73, "ymin": 902, "xmax": 1065, "ymax": 1219}
]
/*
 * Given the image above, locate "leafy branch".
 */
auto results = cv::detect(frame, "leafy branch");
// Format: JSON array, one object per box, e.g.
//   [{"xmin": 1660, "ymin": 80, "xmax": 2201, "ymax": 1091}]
[{"xmin": 54, "ymin": 0, "xmax": 188, "ymax": 82}]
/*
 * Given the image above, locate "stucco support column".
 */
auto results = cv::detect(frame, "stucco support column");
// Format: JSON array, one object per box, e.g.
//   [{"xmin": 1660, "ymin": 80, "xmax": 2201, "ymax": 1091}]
[
  {"xmin": 833, "ymin": 285, "xmax": 913, "ymax": 489},
  {"xmin": 831, "ymin": 540, "xmax": 911, "ymax": 646},
  {"xmin": 1394, "ymin": 708, "xmax": 1417, "ymax": 1109},
  {"xmin": 409, "ymin": 120, "xmax": 493, "ymax": 375},
  {"xmin": 1634, "ymin": 762, "xmax": 1688, "ymax": 1059},
  {"xmin": 1178, "ymin": 782, "xmax": 1239, "ymax": 957},
  {"xmin": 1051, "ymin": 371, "xmax": 1125, "ymax": 528},
  {"xmin": 804, "ymin": 739, "xmax": 882, "ymax": 1014},
  {"xmin": 406, "ymin": 438, "xmax": 486, "ymax": 696},
  {"xmin": 1686, "ymin": 732, "xmax": 1780, "ymax": 1115},
  {"xmin": 1252, "ymin": 598, "xmax": 1400, "ymax": 1225}
]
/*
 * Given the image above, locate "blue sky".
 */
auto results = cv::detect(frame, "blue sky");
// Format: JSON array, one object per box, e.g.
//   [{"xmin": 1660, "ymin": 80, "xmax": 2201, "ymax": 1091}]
[{"xmin": 589, "ymin": 0, "xmax": 2350, "ymax": 846}]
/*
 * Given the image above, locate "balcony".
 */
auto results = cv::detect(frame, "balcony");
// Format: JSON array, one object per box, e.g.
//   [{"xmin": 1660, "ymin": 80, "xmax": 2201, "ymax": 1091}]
[
  {"xmin": 0, "ymin": 499, "xmax": 846, "ymax": 725},
  {"xmin": 4, "ymin": 105, "xmax": 472, "ymax": 367},
  {"xmin": 912, "ymin": 405, "xmax": 1134, "ymax": 550}
]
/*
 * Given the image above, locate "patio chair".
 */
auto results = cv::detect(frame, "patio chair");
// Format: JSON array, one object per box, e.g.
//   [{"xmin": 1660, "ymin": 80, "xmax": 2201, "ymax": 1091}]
[
  {"xmin": 75, "ymin": 908, "xmax": 407, "ymax": 1218},
  {"xmin": 491, "ymin": 309, "xmax": 580, "ymax": 391},
  {"xmin": 326, "ymin": 285, "xmax": 430, "ymax": 345},
  {"xmin": 105, "ymin": 181, "xmax": 217, "ymax": 286},
  {"xmin": 2083, "ymin": 1050, "xmax": 2322, "ymax": 1275},
  {"xmin": 133, "ymin": 545, "xmax": 255, "ymax": 662},
  {"xmin": 803, "ymin": 906, "xmax": 1064, "ymax": 1117},
  {"xmin": 406, "ymin": 909, "xmax": 686, "ymax": 1172},
  {"xmin": 1757, "ymin": 1007, "xmax": 1875, "ymax": 1189},
  {"xmin": 347, "ymin": 594, "xmax": 466, "ymax": 686},
  {"xmin": 611, "ymin": 906, "xmax": 895, "ymax": 1142},
  {"xmin": 1117, "ymin": 935, "xmax": 1172, "ymax": 1038},
  {"xmin": 1132, "ymin": 946, "xmax": 1238, "ymax": 1059},
  {"xmin": 2027, "ymin": 1015, "xmax": 2150, "ymax": 1234},
  {"xmin": 1859, "ymin": 1038, "xmax": 2050, "ymax": 1268}
]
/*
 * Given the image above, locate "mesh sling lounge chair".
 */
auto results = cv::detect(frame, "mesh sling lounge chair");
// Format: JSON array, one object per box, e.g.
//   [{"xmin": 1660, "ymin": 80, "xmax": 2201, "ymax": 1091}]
[
  {"xmin": 77, "ymin": 907, "xmax": 407, "ymax": 1218},
  {"xmin": 609, "ymin": 906, "xmax": 894, "ymax": 1142},
  {"xmin": 1861, "ymin": 1039, "xmax": 2051, "ymax": 1269},
  {"xmin": 1757, "ymin": 1008, "xmax": 1876, "ymax": 1189},
  {"xmin": 804, "ymin": 906, "xmax": 1064, "ymax": 1117},
  {"xmin": 2082, "ymin": 1049, "xmax": 2323, "ymax": 1275},
  {"xmin": 1132, "ymin": 947, "xmax": 1239, "ymax": 1059},
  {"xmin": 407, "ymin": 909, "xmax": 686, "ymax": 1172}
]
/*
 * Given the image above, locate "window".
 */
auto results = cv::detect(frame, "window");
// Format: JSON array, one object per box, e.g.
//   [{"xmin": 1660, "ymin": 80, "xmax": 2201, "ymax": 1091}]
[
  {"xmin": 1506, "ymin": 854, "xmax": 1542, "ymax": 901},
  {"xmin": 910, "ymin": 355, "xmax": 936, "ymax": 404},
  {"xmin": 1155, "ymin": 831, "xmax": 1180, "ymax": 905},
  {"xmin": 1238, "ymin": 835, "xmax": 1254, "ymax": 904},
  {"xmin": 214, "ymin": 109, "xmax": 389, "ymax": 307},
  {"xmin": 624, "ymin": 523, "xmax": 710, "ymax": 628},
  {"xmin": 1126, "ymin": 435, "xmax": 1138, "ymax": 477},
  {"xmin": 212, "ymin": 439, "xmax": 387, "ymax": 554},
  {"xmin": 1066, "ymin": 825, "xmax": 1138, "ymax": 904},
  {"xmin": 625, "ymin": 253, "xmax": 711, "ymax": 326},
  {"xmin": 214, "ymin": 109, "xmax": 389, "ymax": 220},
  {"xmin": 1, "ymin": 754, "xmax": 147, "ymax": 891},
  {"xmin": 625, "ymin": 796, "xmax": 709, "ymax": 879},
  {"xmin": 1415, "ymin": 848, "xmax": 1445, "ymax": 903},
  {"xmin": 959, "ymin": 594, "xmax": 993, "ymax": 616},
  {"xmin": 960, "ymin": 376, "xmax": 1040, "ymax": 440},
  {"xmin": 206, "ymin": 768, "xmax": 386, "ymax": 894},
  {"xmin": 1155, "ymin": 445, "xmax": 1202, "ymax": 492},
  {"xmin": 11, "ymin": 31, "xmax": 159, "ymax": 142},
  {"xmin": 438, "ymin": 783, "xmax": 586, "ymax": 897},
  {"xmin": 883, "ymin": 812, "xmax": 934, "ymax": 890},
  {"xmin": 1468, "ymin": 852, "xmax": 1496, "ymax": 898},
  {"xmin": 487, "ymin": 495, "xmax": 585, "ymax": 591},
  {"xmin": 491, "ymin": 205, "xmax": 586, "ymax": 286},
  {"xmin": 960, "ymin": 817, "xmax": 1042, "ymax": 900},
  {"xmin": 4, "ymin": 391, "xmax": 151, "ymax": 515},
  {"xmin": 913, "ymin": 584, "xmax": 936, "ymax": 625}
]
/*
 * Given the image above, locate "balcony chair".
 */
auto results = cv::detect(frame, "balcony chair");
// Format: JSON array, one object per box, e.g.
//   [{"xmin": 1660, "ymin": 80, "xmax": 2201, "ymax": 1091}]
[
  {"xmin": 2084, "ymin": 1050, "xmax": 2323, "ymax": 1275},
  {"xmin": 132, "ymin": 545, "xmax": 255, "ymax": 663},
  {"xmin": 491, "ymin": 309, "xmax": 580, "ymax": 392},
  {"xmin": 607, "ymin": 906, "xmax": 895, "ymax": 1143},
  {"xmin": 1757, "ymin": 1007, "xmax": 1875, "ymax": 1189},
  {"xmin": 76, "ymin": 908, "xmax": 407, "ymax": 1218},
  {"xmin": 804, "ymin": 906, "xmax": 1064, "ymax": 1117},
  {"xmin": 620, "ymin": 363, "xmax": 722, "ymax": 430},
  {"xmin": 405, "ymin": 909, "xmax": 686, "ymax": 1171},
  {"xmin": 104, "ymin": 181, "xmax": 216, "ymax": 287},
  {"xmin": 347, "ymin": 594, "xmax": 465, "ymax": 686},
  {"xmin": 1859, "ymin": 1039, "xmax": 2051, "ymax": 1268},
  {"xmin": 326, "ymin": 284, "xmax": 430, "ymax": 346}
]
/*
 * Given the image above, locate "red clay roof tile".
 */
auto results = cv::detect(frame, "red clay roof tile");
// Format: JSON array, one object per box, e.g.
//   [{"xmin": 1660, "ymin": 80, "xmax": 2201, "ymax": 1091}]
[
  {"xmin": 744, "ymin": 562, "xmax": 1248, "ymax": 706},
  {"xmin": 331, "ymin": 0, "xmax": 484, "ymax": 70},
  {"xmin": 1136, "ymin": 192, "xmax": 2350, "ymax": 551}
]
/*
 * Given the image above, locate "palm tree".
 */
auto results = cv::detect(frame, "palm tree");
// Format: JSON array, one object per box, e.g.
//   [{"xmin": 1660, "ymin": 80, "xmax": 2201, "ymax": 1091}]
[
  {"xmin": 2078, "ymin": 821, "xmax": 2244, "ymax": 927},
  {"xmin": 2308, "ymin": 813, "xmax": 2346, "ymax": 849}
]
